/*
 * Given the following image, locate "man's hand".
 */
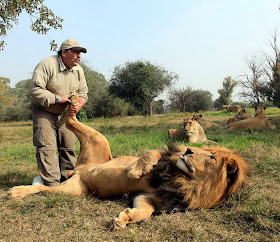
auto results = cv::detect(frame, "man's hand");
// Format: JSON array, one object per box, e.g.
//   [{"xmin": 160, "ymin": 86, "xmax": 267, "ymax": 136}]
[
  {"xmin": 68, "ymin": 102, "xmax": 82, "ymax": 116},
  {"xmin": 68, "ymin": 97, "xmax": 85, "ymax": 116},
  {"xmin": 60, "ymin": 95, "xmax": 72, "ymax": 104}
]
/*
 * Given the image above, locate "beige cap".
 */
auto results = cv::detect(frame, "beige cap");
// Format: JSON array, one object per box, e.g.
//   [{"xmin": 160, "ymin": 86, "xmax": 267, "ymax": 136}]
[{"xmin": 60, "ymin": 39, "xmax": 87, "ymax": 53}]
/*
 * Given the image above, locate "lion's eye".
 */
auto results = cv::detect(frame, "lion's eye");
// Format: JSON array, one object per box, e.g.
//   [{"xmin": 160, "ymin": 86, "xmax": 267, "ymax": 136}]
[{"xmin": 210, "ymin": 155, "xmax": 216, "ymax": 160}]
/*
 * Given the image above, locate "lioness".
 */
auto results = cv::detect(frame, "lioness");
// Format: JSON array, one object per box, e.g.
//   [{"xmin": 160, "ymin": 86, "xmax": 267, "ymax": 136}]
[
  {"xmin": 223, "ymin": 105, "xmax": 241, "ymax": 113},
  {"xmin": 9, "ymin": 93, "xmax": 250, "ymax": 229},
  {"xmin": 168, "ymin": 117, "xmax": 188, "ymax": 141},
  {"xmin": 168, "ymin": 117, "xmax": 215, "ymax": 143},
  {"xmin": 227, "ymin": 106, "xmax": 275, "ymax": 131},
  {"xmin": 184, "ymin": 118, "xmax": 216, "ymax": 143},
  {"xmin": 192, "ymin": 114, "xmax": 221, "ymax": 129},
  {"xmin": 227, "ymin": 108, "xmax": 254, "ymax": 125}
]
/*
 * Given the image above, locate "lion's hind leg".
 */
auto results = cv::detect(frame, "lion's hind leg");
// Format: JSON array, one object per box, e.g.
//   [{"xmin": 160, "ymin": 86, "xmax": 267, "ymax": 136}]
[
  {"xmin": 126, "ymin": 150, "xmax": 162, "ymax": 180},
  {"xmin": 8, "ymin": 185, "xmax": 52, "ymax": 199},
  {"xmin": 9, "ymin": 173, "xmax": 88, "ymax": 199},
  {"xmin": 113, "ymin": 193, "xmax": 156, "ymax": 229}
]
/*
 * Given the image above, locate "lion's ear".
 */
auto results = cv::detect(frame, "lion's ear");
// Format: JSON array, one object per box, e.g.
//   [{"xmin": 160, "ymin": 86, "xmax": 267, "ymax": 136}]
[{"xmin": 227, "ymin": 158, "xmax": 238, "ymax": 174}]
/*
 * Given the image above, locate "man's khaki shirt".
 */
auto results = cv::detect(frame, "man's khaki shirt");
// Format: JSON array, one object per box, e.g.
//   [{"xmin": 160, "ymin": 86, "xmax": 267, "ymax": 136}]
[{"xmin": 29, "ymin": 55, "xmax": 88, "ymax": 114}]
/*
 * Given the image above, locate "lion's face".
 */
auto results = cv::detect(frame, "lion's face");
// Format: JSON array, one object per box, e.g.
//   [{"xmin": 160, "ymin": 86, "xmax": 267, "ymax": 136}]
[
  {"xmin": 254, "ymin": 106, "xmax": 266, "ymax": 116},
  {"xmin": 192, "ymin": 114, "xmax": 203, "ymax": 124},
  {"xmin": 176, "ymin": 147, "xmax": 218, "ymax": 179},
  {"xmin": 235, "ymin": 109, "xmax": 246, "ymax": 119},
  {"xmin": 183, "ymin": 118, "xmax": 198, "ymax": 136}
]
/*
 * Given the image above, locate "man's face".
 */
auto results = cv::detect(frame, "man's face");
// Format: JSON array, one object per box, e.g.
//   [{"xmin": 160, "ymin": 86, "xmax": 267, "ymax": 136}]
[{"xmin": 61, "ymin": 49, "xmax": 81, "ymax": 69}]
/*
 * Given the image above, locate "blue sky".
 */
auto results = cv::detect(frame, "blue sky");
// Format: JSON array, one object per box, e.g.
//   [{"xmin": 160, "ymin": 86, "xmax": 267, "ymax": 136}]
[{"xmin": 1, "ymin": 0, "xmax": 280, "ymax": 100}]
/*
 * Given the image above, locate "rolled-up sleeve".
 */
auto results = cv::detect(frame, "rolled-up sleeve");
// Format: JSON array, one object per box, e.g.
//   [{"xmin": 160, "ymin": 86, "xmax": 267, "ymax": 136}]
[{"xmin": 29, "ymin": 62, "xmax": 55, "ymax": 107}]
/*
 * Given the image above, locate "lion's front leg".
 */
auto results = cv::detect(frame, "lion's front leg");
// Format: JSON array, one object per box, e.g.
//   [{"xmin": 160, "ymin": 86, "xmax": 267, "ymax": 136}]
[
  {"xmin": 126, "ymin": 150, "xmax": 162, "ymax": 180},
  {"xmin": 113, "ymin": 194, "xmax": 156, "ymax": 229}
]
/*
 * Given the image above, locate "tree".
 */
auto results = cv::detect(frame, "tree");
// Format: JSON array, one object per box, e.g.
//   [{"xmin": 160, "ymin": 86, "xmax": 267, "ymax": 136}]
[
  {"xmin": 168, "ymin": 87, "xmax": 213, "ymax": 113},
  {"xmin": 109, "ymin": 60, "xmax": 178, "ymax": 116},
  {"xmin": 1, "ymin": 0, "xmax": 63, "ymax": 51},
  {"xmin": 214, "ymin": 76, "xmax": 238, "ymax": 110},
  {"xmin": 152, "ymin": 99, "xmax": 165, "ymax": 114},
  {"xmin": 191, "ymin": 90, "xmax": 213, "ymax": 112},
  {"xmin": 0, "ymin": 79, "xmax": 32, "ymax": 121},
  {"xmin": 0, "ymin": 77, "xmax": 15, "ymax": 107},
  {"xmin": 168, "ymin": 87, "xmax": 193, "ymax": 112},
  {"xmin": 238, "ymin": 55, "xmax": 266, "ymax": 104},
  {"xmin": 261, "ymin": 29, "xmax": 280, "ymax": 107},
  {"xmin": 80, "ymin": 62, "xmax": 110, "ymax": 118}
]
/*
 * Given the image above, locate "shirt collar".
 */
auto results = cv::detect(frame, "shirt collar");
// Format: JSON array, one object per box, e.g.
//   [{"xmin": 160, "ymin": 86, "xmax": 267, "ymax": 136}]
[{"xmin": 58, "ymin": 56, "xmax": 73, "ymax": 72}]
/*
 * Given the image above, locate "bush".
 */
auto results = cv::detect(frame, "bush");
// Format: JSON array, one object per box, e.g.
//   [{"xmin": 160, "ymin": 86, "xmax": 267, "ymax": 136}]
[{"xmin": 77, "ymin": 108, "xmax": 88, "ymax": 122}]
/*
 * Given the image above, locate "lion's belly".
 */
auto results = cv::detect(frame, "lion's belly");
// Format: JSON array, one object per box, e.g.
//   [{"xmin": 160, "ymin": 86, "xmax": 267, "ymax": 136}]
[{"xmin": 80, "ymin": 157, "xmax": 153, "ymax": 197}]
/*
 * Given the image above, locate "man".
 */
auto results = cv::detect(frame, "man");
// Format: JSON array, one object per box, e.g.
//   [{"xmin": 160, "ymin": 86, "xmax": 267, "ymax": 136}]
[{"xmin": 29, "ymin": 39, "xmax": 88, "ymax": 186}]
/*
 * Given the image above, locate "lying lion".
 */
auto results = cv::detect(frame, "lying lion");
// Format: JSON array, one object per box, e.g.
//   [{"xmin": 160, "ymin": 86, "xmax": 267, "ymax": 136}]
[
  {"xmin": 168, "ymin": 117, "xmax": 215, "ymax": 143},
  {"xmin": 183, "ymin": 118, "xmax": 217, "ymax": 143},
  {"xmin": 223, "ymin": 105, "xmax": 241, "ymax": 113},
  {"xmin": 9, "ymin": 93, "xmax": 250, "ymax": 229},
  {"xmin": 192, "ymin": 114, "xmax": 221, "ymax": 129},
  {"xmin": 227, "ymin": 106, "xmax": 275, "ymax": 131},
  {"xmin": 227, "ymin": 108, "xmax": 254, "ymax": 125},
  {"xmin": 168, "ymin": 117, "xmax": 187, "ymax": 141}
]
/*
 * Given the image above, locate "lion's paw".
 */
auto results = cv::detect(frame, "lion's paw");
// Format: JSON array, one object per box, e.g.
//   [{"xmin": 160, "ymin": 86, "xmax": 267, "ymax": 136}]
[
  {"xmin": 126, "ymin": 163, "xmax": 153, "ymax": 180},
  {"xmin": 126, "ymin": 167, "xmax": 143, "ymax": 180},
  {"xmin": 8, "ymin": 186, "xmax": 31, "ymax": 199},
  {"xmin": 112, "ymin": 217, "xmax": 126, "ymax": 229}
]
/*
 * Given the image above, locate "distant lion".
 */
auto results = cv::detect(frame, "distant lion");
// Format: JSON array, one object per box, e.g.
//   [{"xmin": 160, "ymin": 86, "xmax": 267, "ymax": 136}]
[
  {"xmin": 183, "ymin": 118, "xmax": 217, "ymax": 143},
  {"xmin": 192, "ymin": 114, "xmax": 221, "ymax": 129},
  {"xmin": 227, "ymin": 116, "xmax": 237, "ymax": 125},
  {"xmin": 223, "ymin": 105, "xmax": 241, "ymax": 113},
  {"xmin": 227, "ymin": 106, "xmax": 275, "ymax": 131},
  {"xmin": 168, "ymin": 117, "xmax": 188, "ymax": 141},
  {"xmin": 235, "ymin": 108, "xmax": 254, "ymax": 120},
  {"xmin": 227, "ymin": 108, "xmax": 254, "ymax": 125},
  {"xmin": 168, "ymin": 117, "xmax": 214, "ymax": 143}
]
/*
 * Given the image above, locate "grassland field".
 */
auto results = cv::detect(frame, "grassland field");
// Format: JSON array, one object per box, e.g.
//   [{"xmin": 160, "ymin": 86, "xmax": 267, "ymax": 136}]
[{"xmin": 0, "ymin": 108, "xmax": 279, "ymax": 241}]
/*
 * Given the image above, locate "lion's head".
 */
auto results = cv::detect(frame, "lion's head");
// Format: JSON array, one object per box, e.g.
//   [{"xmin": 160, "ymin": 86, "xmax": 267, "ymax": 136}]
[
  {"xmin": 150, "ymin": 145, "xmax": 251, "ymax": 212},
  {"xmin": 254, "ymin": 106, "xmax": 266, "ymax": 117},
  {"xmin": 235, "ymin": 108, "xmax": 253, "ymax": 120},
  {"xmin": 192, "ymin": 114, "xmax": 203, "ymax": 124},
  {"xmin": 183, "ymin": 118, "xmax": 199, "ymax": 136}
]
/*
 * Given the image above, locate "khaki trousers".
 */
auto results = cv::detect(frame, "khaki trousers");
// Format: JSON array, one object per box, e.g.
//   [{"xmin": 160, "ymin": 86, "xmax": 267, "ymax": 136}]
[{"xmin": 31, "ymin": 103, "xmax": 77, "ymax": 186}]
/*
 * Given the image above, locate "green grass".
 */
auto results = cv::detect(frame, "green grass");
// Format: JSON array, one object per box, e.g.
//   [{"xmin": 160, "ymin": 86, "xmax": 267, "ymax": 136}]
[{"xmin": 0, "ymin": 108, "xmax": 280, "ymax": 241}]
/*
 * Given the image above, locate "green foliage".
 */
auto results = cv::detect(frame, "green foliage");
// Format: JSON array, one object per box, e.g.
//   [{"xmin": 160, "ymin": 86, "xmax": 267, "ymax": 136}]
[
  {"xmin": 76, "ymin": 108, "xmax": 87, "ymax": 122},
  {"xmin": 0, "ymin": 79, "xmax": 31, "ymax": 121},
  {"xmin": 109, "ymin": 60, "xmax": 178, "ymax": 116},
  {"xmin": 152, "ymin": 99, "xmax": 165, "ymax": 114},
  {"xmin": 231, "ymin": 101, "xmax": 248, "ymax": 108},
  {"xmin": 271, "ymin": 68, "xmax": 280, "ymax": 107},
  {"xmin": 168, "ymin": 87, "xmax": 213, "ymax": 112},
  {"xmin": 3, "ymin": 103, "xmax": 31, "ymax": 121},
  {"xmin": 0, "ymin": 0, "xmax": 63, "ymax": 51},
  {"xmin": 80, "ymin": 62, "xmax": 110, "ymax": 119},
  {"xmin": 214, "ymin": 76, "xmax": 238, "ymax": 110},
  {"xmin": 95, "ymin": 95, "xmax": 130, "ymax": 118}
]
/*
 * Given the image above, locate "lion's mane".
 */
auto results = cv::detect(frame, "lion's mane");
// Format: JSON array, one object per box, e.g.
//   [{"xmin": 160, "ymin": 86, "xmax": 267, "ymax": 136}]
[{"xmin": 148, "ymin": 145, "xmax": 251, "ymax": 213}]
